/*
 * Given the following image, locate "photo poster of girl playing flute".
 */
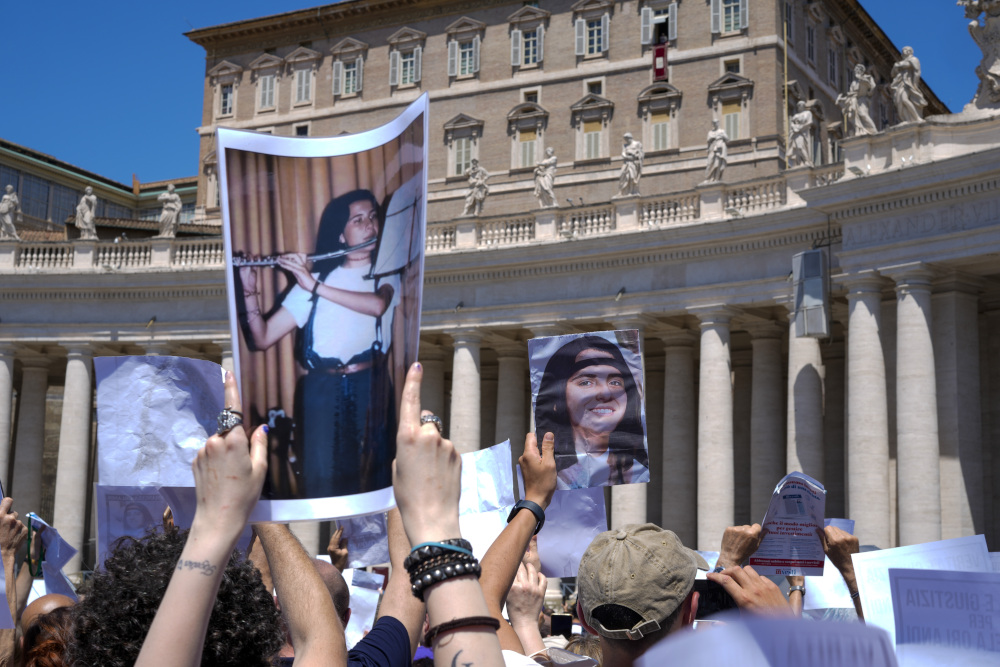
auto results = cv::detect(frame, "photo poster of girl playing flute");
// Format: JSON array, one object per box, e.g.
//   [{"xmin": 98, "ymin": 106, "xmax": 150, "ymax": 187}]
[{"xmin": 217, "ymin": 96, "xmax": 428, "ymax": 521}]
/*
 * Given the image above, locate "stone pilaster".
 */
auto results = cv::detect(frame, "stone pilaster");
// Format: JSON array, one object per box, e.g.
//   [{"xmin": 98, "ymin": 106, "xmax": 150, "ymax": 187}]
[
  {"xmin": 745, "ymin": 321, "xmax": 785, "ymax": 523},
  {"xmin": 11, "ymin": 357, "xmax": 50, "ymax": 515},
  {"xmin": 418, "ymin": 343, "xmax": 447, "ymax": 420},
  {"xmin": 889, "ymin": 264, "xmax": 941, "ymax": 546},
  {"xmin": 661, "ymin": 330, "xmax": 697, "ymax": 546},
  {"xmin": 53, "ymin": 345, "xmax": 94, "ymax": 575},
  {"xmin": 480, "ymin": 364, "xmax": 498, "ymax": 450},
  {"xmin": 494, "ymin": 346, "xmax": 528, "ymax": 447},
  {"xmin": 214, "ymin": 338, "xmax": 234, "ymax": 374},
  {"xmin": 448, "ymin": 331, "xmax": 482, "ymax": 454},
  {"xmin": 0, "ymin": 345, "xmax": 15, "ymax": 491},
  {"xmin": 691, "ymin": 306, "xmax": 737, "ymax": 550},
  {"xmin": 609, "ymin": 320, "xmax": 650, "ymax": 529}
]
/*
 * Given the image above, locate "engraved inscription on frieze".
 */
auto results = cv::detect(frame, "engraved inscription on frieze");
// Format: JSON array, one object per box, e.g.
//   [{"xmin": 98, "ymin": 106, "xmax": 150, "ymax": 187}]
[{"xmin": 842, "ymin": 199, "xmax": 1000, "ymax": 249}]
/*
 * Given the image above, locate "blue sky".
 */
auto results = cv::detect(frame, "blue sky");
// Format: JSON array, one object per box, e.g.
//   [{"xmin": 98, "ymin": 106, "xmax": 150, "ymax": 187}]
[{"xmin": 3, "ymin": 1, "xmax": 978, "ymax": 185}]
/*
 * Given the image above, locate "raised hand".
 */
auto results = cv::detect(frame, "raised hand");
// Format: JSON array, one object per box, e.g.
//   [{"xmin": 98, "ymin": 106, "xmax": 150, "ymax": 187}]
[
  {"xmin": 717, "ymin": 524, "xmax": 764, "ymax": 569},
  {"xmin": 276, "ymin": 253, "xmax": 317, "ymax": 292},
  {"xmin": 520, "ymin": 432, "xmax": 557, "ymax": 510},
  {"xmin": 0, "ymin": 499, "xmax": 26, "ymax": 556},
  {"xmin": 706, "ymin": 565, "xmax": 793, "ymax": 617},
  {"xmin": 327, "ymin": 525, "xmax": 349, "ymax": 572}
]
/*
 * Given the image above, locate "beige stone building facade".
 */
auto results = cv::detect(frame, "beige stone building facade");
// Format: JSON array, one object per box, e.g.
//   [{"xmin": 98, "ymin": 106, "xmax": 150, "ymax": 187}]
[{"xmin": 1, "ymin": 0, "xmax": 998, "ymax": 573}]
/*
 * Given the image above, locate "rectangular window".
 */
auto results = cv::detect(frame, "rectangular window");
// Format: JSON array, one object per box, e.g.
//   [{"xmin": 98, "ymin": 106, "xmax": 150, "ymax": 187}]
[
  {"xmin": 784, "ymin": 2, "xmax": 793, "ymax": 42},
  {"xmin": 723, "ymin": 0, "xmax": 741, "ymax": 33},
  {"xmin": 454, "ymin": 137, "xmax": 472, "ymax": 176},
  {"xmin": 524, "ymin": 91, "xmax": 539, "ymax": 103},
  {"xmin": 343, "ymin": 61, "xmax": 358, "ymax": 95},
  {"xmin": 519, "ymin": 129, "xmax": 537, "ymax": 168},
  {"xmin": 723, "ymin": 101, "xmax": 741, "ymax": 140},
  {"xmin": 828, "ymin": 48, "xmax": 838, "ymax": 86},
  {"xmin": 400, "ymin": 51, "xmax": 416, "ymax": 85},
  {"xmin": 523, "ymin": 29, "xmax": 538, "ymax": 65},
  {"xmin": 587, "ymin": 19, "xmax": 602, "ymax": 55},
  {"xmin": 259, "ymin": 75, "xmax": 275, "ymax": 109},
  {"xmin": 220, "ymin": 84, "xmax": 233, "ymax": 116},
  {"xmin": 651, "ymin": 112, "xmax": 670, "ymax": 151},
  {"xmin": 51, "ymin": 184, "xmax": 78, "ymax": 225},
  {"xmin": 584, "ymin": 120, "xmax": 602, "ymax": 159},
  {"xmin": 295, "ymin": 69, "xmax": 311, "ymax": 103},
  {"xmin": 459, "ymin": 41, "xmax": 475, "ymax": 76},
  {"xmin": 806, "ymin": 26, "xmax": 815, "ymax": 63},
  {"xmin": 725, "ymin": 59, "xmax": 740, "ymax": 74},
  {"xmin": 21, "ymin": 174, "xmax": 49, "ymax": 220},
  {"xmin": 0, "ymin": 166, "xmax": 20, "ymax": 193},
  {"xmin": 101, "ymin": 202, "xmax": 133, "ymax": 220}
]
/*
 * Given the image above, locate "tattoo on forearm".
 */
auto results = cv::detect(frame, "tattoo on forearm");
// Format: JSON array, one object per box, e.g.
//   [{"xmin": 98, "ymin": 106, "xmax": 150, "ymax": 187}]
[
  {"xmin": 177, "ymin": 559, "xmax": 218, "ymax": 576},
  {"xmin": 451, "ymin": 650, "xmax": 474, "ymax": 667}
]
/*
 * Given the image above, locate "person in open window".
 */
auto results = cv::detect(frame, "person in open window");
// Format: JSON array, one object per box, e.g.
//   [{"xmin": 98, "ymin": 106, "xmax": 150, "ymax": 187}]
[
  {"xmin": 238, "ymin": 190, "xmax": 399, "ymax": 498},
  {"xmin": 534, "ymin": 335, "xmax": 648, "ymax": 490}
]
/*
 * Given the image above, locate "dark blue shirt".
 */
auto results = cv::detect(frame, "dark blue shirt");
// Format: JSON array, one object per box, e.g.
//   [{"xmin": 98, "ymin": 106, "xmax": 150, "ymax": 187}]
[{"xmin": 276, "ymin": 615, "xmax": 411, "ymax": 667}]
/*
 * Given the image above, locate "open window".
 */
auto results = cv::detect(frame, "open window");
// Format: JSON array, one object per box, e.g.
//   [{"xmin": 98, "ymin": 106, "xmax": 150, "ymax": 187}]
[{"xmin": 331, "ymin": 38, "xmax": 368, "ymax": 99}]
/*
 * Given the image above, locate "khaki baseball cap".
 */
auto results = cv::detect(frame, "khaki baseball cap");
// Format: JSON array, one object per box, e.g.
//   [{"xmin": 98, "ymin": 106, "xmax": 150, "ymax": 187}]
[{"xmin": 577, "ymin": 523, "xmax": 709, "ymax": 640}]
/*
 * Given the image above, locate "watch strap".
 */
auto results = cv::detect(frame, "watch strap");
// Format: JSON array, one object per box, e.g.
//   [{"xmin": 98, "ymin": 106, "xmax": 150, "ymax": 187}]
[{"xmin": 507, "ymin": 499, "xmax": 545, "ymax": 534}]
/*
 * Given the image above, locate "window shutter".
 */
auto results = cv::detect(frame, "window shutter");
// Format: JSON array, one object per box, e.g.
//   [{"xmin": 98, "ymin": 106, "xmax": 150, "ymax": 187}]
[
  {"xmin": 511, "ymin": 29, "xmax": 522, "ymax": 66},
  {"xmin": 473, "ymin": 34, "xmax": 481, "ymax": 73},
  {"xmin": 332, "ymin": 60, "xmax": 343, "ymax": 97},
  {"xmin": 640, "ymin": 7, "xmax": 652, "ymax": 45},
  {"xmin": 389, "ymin": 50, "xmax": 399, "ymax": 86},
  {"xmin": 448, "ymin": 40, "xmax": 458, "ymax": 76},
  {"xmin": 575, "ymin": 18, "xmax": 586, "ymax": 55},
  {"xmin": 356, "ymin": 56, "xmax": 364, "ymax": 92},
  {"xmin": 414, "ymin": 45, "xmax": 422, "ymax": 82},
  {"xmin": 711, "ymin": 0, "xmax": 721, "ymax": 34},
  {"xmin": 538, "ymin": 25, "xmax": 545, "ymax": 61},
  {"xmin": 601, "ymin": 13, "xmax": 610, "ymax": 52},
  {"xmin": 669, "ymin": 2, "xmax": 678, "ymax": 41},
  {"xmin": 740, "ymin": 0, "xmax": 749, "ymax": 29}
]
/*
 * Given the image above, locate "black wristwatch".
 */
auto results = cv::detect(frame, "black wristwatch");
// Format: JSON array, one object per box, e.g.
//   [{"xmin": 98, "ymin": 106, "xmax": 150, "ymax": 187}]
[{"xmin": 507, "ymin": 499, "xmax": 545, "ymax": 534}]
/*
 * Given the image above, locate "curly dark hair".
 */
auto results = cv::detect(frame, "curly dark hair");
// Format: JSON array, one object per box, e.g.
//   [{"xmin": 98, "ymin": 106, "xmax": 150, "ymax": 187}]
[
  {"xmin": 535, "ymin": 335, "xmax": 647, "ymax": 481},
  {"xmin": 67, "ymin": 527, "xmax": 282, "ymax": 667}
]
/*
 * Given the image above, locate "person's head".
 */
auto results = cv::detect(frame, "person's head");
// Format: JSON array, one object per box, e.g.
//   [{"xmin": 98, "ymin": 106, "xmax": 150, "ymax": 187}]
[
  {"xmin": 18, "ymin": 605, "xmax": 74, "ymax": 667},
  {"xmin": 84, "ymin": 186, "xmax": 93, "ymax": 195},
  {"xmin": 312, "ymin": 558, "xmax": 351, "ymax": 627},
  {"xmin": 797, "ymin": 100, "xmax": 806, "ymax": 111},
  {"xmin": 471, "ymin": 158, "xmax": 479, "ymax": 167},
  {"xmin": 4, "ymin": 185, "xmax": 12, "ymax": 194},
  {"xmin": 68, "ymin": 527, "xmax": 282, "ymax": 667},
  {"xmin": 21, "ymin": 594, "xmax": 75, "ymax": 633},
  {"xmin": 854, "ymin": 63, "xmax": 866, "ymax": 76},
  {"xmin": 712, "ymin": 118, "xmax": 719, "ymax": 129},
  {"xmin": 546, "ymin": 147, "xmax": 555, "ymax": 157},
  {"xmin": 902, "ymin": 45, "xmax": 913, "ymax": 57},
  {"xmin": 577, "ymin": 524, "xmax": 707, "ymax": 660},
  {"xmin": 623, "ymin": 132, "xmax": 633, "ymax": 144},
  {"xmin": 313, "ymin": 189, "xmax": 380, "ymax": 278},
  {"xmin": 535, "ymin": 335, "xmax": 645, "ymax": 473},
  {"xmin": 122, "ymin": 503, "xmax": 154, "ymax": 531},
  {"xmin": 565, "ymin": 634, "xmax": 603, "ymax": 664},
  {"xmin": 167, "ymin": 184, "xmax": 175, "ymax": 193}
]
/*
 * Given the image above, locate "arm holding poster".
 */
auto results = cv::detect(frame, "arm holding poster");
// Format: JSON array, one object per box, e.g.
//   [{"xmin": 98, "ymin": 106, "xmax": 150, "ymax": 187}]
[
  {"xmin": 135, "ymin": 373, "xmax": 267, "ymax": 667},
  {"xmin": 819, "ymin": 525, "xmax": 863, "ymax": 620}
]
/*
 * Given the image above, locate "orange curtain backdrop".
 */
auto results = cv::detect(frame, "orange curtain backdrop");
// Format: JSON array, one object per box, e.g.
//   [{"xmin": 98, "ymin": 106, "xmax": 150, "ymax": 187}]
[{"xmin": 224, "ymin": 121, "xmax": 422, "ymax": 450}]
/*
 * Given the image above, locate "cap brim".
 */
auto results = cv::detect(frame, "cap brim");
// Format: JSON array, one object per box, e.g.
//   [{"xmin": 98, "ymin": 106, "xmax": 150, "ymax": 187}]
[{"xmin": 690, "ymin": 549, "xmax": 710, "ymax": 571}]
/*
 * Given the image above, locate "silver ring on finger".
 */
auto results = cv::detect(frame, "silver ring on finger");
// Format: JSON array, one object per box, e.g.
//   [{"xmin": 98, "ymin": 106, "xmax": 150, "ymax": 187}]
[
  {"xmin": 217, "ymin": 408, "xmax": 244, "ymax": 435},
  {"xmin": 420, "ymin": 414, "xmax": 443, "ymax": 434}
]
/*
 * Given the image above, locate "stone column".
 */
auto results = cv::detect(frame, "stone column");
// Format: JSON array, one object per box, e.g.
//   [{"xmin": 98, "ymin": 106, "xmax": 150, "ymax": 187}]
[
  {"xmin": 418, "ymin": 344, "xmax": 447, "ymax": 420},
  {"xmin": 745, "ymin": 322, "xmax": 785, "ymax": 524},
  {"xmin": 0, "ymin": 345, "xmax": 15, "ymax": 491},
  {"xmin": 986, "ymin": 309, "xmax": 1000, "ymax": 546},
  {"xmin": 661, "ymin": 331, "xmax": 697, "ymax": 545},
  {"xmin": 644, "ymin": 355, "xmax": 665, "ymax": 528},
  {"xmin": 822, "ymin": 341, "xmax": 846, "ymax": 519},
  {"xmin": 785, "ymin": 310, "xmax": 825, "ymax": 480},
  {"xmin": 889, "ymin": 265, "xmax": 941, "ymax": 546},
  {"xmin": 11, "ymin": 357, "xmax": 50, "ymax": 514},
  {"xmin": 932, "ymin": 277, "xmax": 983, "ymax": 539},
  {"xmin": 448, "ymin": 331, "xmax": 481, "ymax": 454},
  {"xmin": 732, "ymin": 349, "xmax": 752, "ymax": 525},
  {"xmin": 480, "ymin": 364, "xmax": 498, "ymax": 450},
  {"xmin": 882, "ymin": 294, "xmax": 899, "ymax": 547},
  {"xmin": 843, "ymin": 274, "xmax": 891, "ymax": 548},
  {"xmin": 143, "ymin": 342, "xmax": 172, "ymax": 356},
  {"xmin": 53, "ymin": 345, "xmax": 94, "ymax": 575},
  {"xmin": 609, "ymin": 321, "xmax": 649, "ymax": 529},
  {"xmin": 494, "ymin": 346, "xmax": 528, "ymax": 448},
  {"xmin": 214, "ymin": 339, "xmax": 234, "ymax": 374},
  {"xmin": 692, "ymin": 307, "xmax": 736, "ymax": 551},
  {"xmin": 289, "ymin": 522, "xmax": 321, "ymax": 557}
]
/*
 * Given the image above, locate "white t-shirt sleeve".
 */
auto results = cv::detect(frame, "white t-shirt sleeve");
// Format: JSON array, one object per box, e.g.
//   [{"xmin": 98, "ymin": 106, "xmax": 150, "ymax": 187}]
[{"xmin": 280, "ymin": 279, "xmax": 316, "ymax": 328}]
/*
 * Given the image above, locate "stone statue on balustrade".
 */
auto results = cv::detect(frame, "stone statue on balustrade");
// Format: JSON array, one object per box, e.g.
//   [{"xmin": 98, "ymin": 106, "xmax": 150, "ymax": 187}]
[
  {"xmin": 704, "ymin": 119, "xmax": 729, "ymax": 183},
  {"xmin": 75, "ymin": 187, "xmax": 98, "ymax": 240},
  {"xmin": 617, "ymin": 133, "xmax": 643, "ymax": 196},
  {"xmin": 788, "ymin": 101, "xmax": 815, "ymax": 168},
  {"xmin": 462, "ymin": 159, "xmax": 490, "ymax": 216},
  {"xmin": 533, "ymin": 147, "xmax": 558, "ymax": 208},
  {"xmin": 890, "ymin": 46, "xmax": 927, "ymax": 124},
  {"xmin": 837, "ymin": 64, "xmax": 879, "ymax": 136},
  {"xmin": 959, "ymin": 1, "xmax": 1000, "ymax": 113},
  {"xmin": 156, "ymin": 183, "xmax": 182, "ymax": 238},
  {"xmin": 0, "ymin": 185, "xmax": 22, "ymax": 241}
]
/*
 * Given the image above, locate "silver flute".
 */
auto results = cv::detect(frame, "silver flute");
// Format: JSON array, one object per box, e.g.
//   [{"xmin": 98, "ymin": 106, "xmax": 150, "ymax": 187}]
[{"xmin": 231, "ymin": 237, "xmax": 376, "ymax": 267}]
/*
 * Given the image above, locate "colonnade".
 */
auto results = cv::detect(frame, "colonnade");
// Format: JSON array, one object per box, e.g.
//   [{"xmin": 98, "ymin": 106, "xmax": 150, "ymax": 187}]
[{"xmin": 1, "ymin": 261, "xmax": 998, "ymax": 572}]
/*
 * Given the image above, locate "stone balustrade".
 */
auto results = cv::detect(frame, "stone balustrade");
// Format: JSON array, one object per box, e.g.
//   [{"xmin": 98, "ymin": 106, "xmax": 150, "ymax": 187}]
[{"xmin": 1, "ymin": 164, "xmax": 854, "ymax": 268}]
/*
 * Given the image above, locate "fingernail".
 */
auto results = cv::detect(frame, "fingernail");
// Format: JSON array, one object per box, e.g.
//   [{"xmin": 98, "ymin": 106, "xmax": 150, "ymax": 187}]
[
  {"xmin": 262, "ymin": 424, "xmax": 269, "ymax": 434},
  {"xmin": 414, "ymin": 362, "xmax": 422, "ymax": 371},
  {"xmin": 225, "ymin": 370, "xmax": 233, "ymax": 381}
]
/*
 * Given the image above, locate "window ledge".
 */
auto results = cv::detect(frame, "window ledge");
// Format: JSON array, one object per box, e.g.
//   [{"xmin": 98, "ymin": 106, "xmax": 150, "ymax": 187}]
[
  {"xmin": 644, "ymin": 148, "xmax": 680, "ymax": 158},
  {"xmin": 292, "ymin": 100, "xmax": 314, "ymax": 108},
  {"xmin": 445, "ymin": 175, "xmax": 467, "ymax": 184},
  {"xmin": 509, "ymin": 166, "xmax": 536, "ymax": 176},
  {"xmin": 216, "ymin": 114, "xmax": 234, "ymax": 120},
  {"xmin": 573, "ymin": 157, "xmax": 611, "ymax": 167},
  {"xmin": 256, "ymin": 107, "xmax": 276, "ymax": 114}
]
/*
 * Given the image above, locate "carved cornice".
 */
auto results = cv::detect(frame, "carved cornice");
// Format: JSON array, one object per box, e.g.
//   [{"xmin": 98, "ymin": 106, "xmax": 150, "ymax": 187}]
[
  {"xmin": 831, "ymin": 175, "xmax": 1000, "ymax": 222},
  {"xmin": 424, "ymin": 229, "xmax": 834, "ymax": 286}
]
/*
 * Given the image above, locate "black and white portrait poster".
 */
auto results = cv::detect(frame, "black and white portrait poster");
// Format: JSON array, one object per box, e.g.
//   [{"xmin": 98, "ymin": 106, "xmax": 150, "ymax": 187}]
[
  {"xmin": 528, "ymin": 330, "xmax": 649, "ymax": 490},
  {"xmin": 218, "ymin": 95, "xmax": 428, "ymax": 520}
]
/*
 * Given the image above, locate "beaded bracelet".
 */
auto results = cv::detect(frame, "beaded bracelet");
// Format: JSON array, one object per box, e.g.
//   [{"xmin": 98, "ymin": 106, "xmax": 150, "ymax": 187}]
[
  {"xmin": 410, "ymin": 558, "xmax": 482, "ymax": 601},
  {"xmin": 408, "ymin": 551, "xmax": 476, "ymax": 579},
  {"xmin": 424, "ymin": 616, "xmax": 500, "ymax": 646},
  {"xmin": 404, "ymin": 538, "xmax": 474, "ymax": 572}
]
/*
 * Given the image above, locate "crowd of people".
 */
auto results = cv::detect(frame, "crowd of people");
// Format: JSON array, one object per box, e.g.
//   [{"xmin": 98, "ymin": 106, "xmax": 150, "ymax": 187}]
[{"xmin": 0, "ymin": 364, "xmax": 955, "ymax": 666}]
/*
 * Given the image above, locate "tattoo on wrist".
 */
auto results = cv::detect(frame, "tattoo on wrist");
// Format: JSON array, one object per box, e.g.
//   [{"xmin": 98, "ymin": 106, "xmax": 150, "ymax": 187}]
[{"xmin": 177, "ymin": 559, "xmax": 218, "ymax": 576}]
